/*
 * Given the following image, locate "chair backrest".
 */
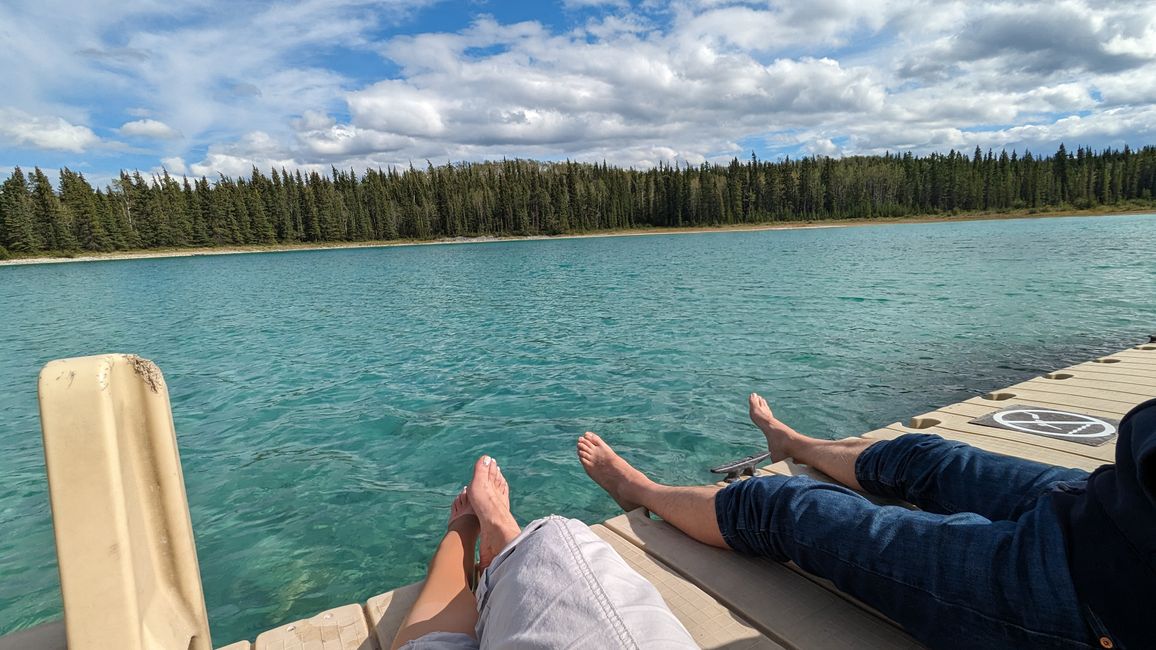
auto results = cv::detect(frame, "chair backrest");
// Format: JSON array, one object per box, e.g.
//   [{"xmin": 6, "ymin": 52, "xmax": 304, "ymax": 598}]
[{"xmin": 39, "ymin": 354, "xmax": 212, "ymax": 650}]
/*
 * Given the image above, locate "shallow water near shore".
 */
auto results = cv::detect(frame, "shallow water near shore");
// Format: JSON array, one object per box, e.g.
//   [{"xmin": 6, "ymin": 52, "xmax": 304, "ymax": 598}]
[{"xmin": 2, "ymin": 214, "xmax": 1155, "ymax": 645}]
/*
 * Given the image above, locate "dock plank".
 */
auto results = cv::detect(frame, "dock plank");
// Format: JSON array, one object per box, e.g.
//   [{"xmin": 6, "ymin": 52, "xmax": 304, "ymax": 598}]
[
  {"xmin": 964, "ymin": 395, "xmax": 1125, "ymax": 420},
  {"xmin": 1102, "ymin": 349, "xmax": 1156, "ymax": 367},
  {"xmin": 603, "ymin": 510, "xmax": 921, "ymax": 649},
  {"xmin": 1022, "ymin": 375, "xmax": 1156, "ymax": 399},
  {"xmin": 1075, "ymin": 354, "xmax": 1151, "ymax": 368},
  {"xmin": 254, "ymin": 603, "xmax": 375, "ymax": 650},
  {"xmin": 944, "ymin": 399, "xmax": 1121, "ymax": 422},
  {"xmin": 970, "ymin": 389, "xmax": 1136, "ymax": 417},
  {"xmin": 591, "ymin": 525, "xmax": 783, "ymax": 650},
  {"xmin": 1066, "ymin": 364, "xmax": 1156, "ymax": 383},
  {"xmin": 1006, "ymin": 379, "xmax": 1152, "ymax": 405}
]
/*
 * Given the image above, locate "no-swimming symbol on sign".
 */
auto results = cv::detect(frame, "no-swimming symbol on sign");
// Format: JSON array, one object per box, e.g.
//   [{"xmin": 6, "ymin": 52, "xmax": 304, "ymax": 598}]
[{"xmin": 971, "ymin": 405, "xmax": 1119, "ymax": 446}]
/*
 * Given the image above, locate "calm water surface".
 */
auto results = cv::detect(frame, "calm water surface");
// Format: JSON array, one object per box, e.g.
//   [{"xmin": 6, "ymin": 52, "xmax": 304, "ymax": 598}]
[{"xmin": 2, "ymin": 214, "xmax": 1155, "ymax": 645}]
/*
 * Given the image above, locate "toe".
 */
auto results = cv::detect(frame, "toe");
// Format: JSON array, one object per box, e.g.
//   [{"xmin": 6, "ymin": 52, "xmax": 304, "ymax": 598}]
[{"xmin": 474, "ymin": 455, "xmax": 490, "ymax": 480}]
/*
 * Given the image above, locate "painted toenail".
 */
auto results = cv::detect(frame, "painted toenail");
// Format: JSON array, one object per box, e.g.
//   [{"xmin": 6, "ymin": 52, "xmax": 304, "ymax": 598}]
[{"xmin": 483, "ymin": 456, "xmax": 491, "ymax": 466}]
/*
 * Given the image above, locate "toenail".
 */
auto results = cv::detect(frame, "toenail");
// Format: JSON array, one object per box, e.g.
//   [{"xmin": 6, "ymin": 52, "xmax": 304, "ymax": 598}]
[{"xmin": 483, "ymin": 456, "xmax": 491, "ymax": 466}]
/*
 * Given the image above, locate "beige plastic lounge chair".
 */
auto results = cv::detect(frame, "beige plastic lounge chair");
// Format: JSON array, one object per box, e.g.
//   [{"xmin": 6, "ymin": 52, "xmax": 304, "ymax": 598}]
[{"xmin": 38, "ymin": 354, "xmax": 212, "ymax": 650}]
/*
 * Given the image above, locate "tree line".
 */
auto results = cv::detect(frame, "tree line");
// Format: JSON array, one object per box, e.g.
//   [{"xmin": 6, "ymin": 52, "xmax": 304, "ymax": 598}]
[{"xmin": 1, "ymin": 144, "xmax": 1154, "ymax": 258}]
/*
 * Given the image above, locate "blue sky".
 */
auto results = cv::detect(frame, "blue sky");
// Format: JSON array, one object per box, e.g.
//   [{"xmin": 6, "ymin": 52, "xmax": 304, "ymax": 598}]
[{"xmin": 2, "ymin": 0, "xmax": 1155, "ymax": 187}]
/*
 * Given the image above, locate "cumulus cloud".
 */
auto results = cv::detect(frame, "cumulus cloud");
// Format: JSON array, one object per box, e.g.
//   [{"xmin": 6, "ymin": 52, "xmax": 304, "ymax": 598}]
[
  {"xmin": 563, "ymin": 0, "xmax": 630, "ymax": 9},
  {"xmin": 160, "ymin": 156, "xmax": 189, "ymax": 174},
  {"xmin": 207, "ymin": 0, "xmax": 1156, "ymax": 172},
  {"xmin": 119, "ymin": 118, "xmax": 181, "ymax": 139},
  {"xmin": 0, "ymin": 108, "xmax": 100, "ymax": 152},
  {"xmin": 316, "ymin": 14, "xmax": 887, "ymax": 168},
  {"xmin": 2, "ymin": 0, "xmax": 1156, "ymax": 176},
  {"xmin": 946, "ymin": 2, "xmax": 1150, "ymax": 75}
]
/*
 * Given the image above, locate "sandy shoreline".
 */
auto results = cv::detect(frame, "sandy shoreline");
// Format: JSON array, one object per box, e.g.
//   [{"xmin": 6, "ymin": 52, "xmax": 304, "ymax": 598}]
[{"xmin": 2, "ymin": 208, "xmax": 1152, "ymax": 267}]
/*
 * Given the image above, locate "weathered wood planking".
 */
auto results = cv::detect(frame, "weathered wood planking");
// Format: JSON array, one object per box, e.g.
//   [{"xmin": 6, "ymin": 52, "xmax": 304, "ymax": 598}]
[{"xmin": 603, "ymin": 510, "xmax": 921, "ymax": 649}]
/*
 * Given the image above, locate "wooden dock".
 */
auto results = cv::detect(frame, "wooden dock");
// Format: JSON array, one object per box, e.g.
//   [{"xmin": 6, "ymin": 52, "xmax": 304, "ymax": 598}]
[{"xmin": 215, "ymin": 340, "xmax": 1156, "ymax": 650}]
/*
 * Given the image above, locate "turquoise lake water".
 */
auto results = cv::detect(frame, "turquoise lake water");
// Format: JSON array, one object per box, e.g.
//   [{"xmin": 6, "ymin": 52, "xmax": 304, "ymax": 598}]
[{"xmin": 2, "ymin": 214, "xmax": 1155, "ymax": 645}]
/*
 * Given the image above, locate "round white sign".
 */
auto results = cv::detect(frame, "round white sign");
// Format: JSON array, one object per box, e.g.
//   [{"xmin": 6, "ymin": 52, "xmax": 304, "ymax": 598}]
[{"xmin": 992, "ymin": 409, "xmax": 1116, "ymax": 439}]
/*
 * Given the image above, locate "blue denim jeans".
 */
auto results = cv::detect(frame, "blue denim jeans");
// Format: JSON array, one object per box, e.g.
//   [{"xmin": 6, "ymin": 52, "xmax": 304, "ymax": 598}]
[{"xmin": 714, "ymin": 434, "xmax": 1096, "ymax": 650}]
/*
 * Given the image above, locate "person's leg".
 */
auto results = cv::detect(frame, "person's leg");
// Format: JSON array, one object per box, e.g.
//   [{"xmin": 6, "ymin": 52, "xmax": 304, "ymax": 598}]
[
  {"xmin": 714, "ymin": 474, "xmax": 1094, "ymax": 648},
  {"xmin": 469, "ymin": 455, "xmax": 696, "ymax": 648},
  {"xmin": 578, "ymin": 431, "xmax": 728, "ymax": 548},
  {"xmin": 578, "ymin": 434, "xmax": 1094, "ymax": 648},
  {"xmin": 748, "ymin": 392, "xmax": 875, "ymax": 489},
  {"xmin": 467, "ymin": 455, "xmax": 522, "ymax": 570},
  {"xmin": 390, "ymin": 490, "xmax": 482, "ymax": 650},
  {"xmin": 475, "ymin": 517, "xmax": 696, "ymax": 649},
  {"xmin": 749, "ymin": 393, "xmax": 1090, "ymax": 520}
]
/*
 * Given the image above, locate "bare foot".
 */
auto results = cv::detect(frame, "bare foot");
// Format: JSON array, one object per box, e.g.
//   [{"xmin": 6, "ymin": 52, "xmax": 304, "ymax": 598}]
[
  {"xmin": 749, "ymin": 393, "xmax": 803, "ymax": 462},
  {"xmin": 447, "ymin": 486, "xmax": 479, "ymax": 534},
  {"xmin": 576, "ymin": 432, "xmax": 653, "ymax": 512},
  {"xmin": 468, "ymin": 456, "xmax": 521, "ymax": 569}
]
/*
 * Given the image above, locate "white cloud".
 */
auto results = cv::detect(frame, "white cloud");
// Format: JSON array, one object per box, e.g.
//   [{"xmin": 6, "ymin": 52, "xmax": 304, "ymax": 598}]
[
  {"xmin": 0, "ymin": 107, "xmax": 100, "ymax": 152},
  {"xmin": 189, "ymin": 131, "xmax": 304, "ymax": 178},
  {"xmin": 120, "ymin": 118, "xmax": 181, "ymax": 139},
  {"xmin": 563, "ymin": 0, "xmax": 630, "ymax": 9},
  {"xmin": 806, "ymin": 138, "xmax": 842, "ymax": 157},
  {"xmin": 166, "ymin": 0, "xmax": 1156, "ymax": 173},
  {"xmin": 3, "ymin": 0, "xmax": 1156, "ymax": 177},
  {"xmin": 160, "ymin": 156, "xmax": 188, "ymax": 174}
]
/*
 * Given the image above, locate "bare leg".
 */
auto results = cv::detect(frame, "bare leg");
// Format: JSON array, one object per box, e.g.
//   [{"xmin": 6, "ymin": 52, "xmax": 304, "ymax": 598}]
[
  {"xmin": 578, "ymin": 432, "xmax": 728, "ymax": 548},
  {"xmin": 576, "ymin": 394, "xmax": 882, "ymax": 549},
  {"xmin": 390, "ymin": 489, "xmax": 480, "ymax": 650},
  {"xmin": 748, "ymin": 393, "xmax": 877, "ymax": 491},
  {"xmin": 468, "ymin": 455, "xmax": 522, "ymax": 570}
]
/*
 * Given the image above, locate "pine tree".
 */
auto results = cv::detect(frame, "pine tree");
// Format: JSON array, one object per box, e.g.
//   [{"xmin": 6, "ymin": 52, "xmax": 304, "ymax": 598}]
[
  {"xmin": 30, "ymin": 167, "xmax": 76, "ymax": 251},
  {"xmin": 1, "ymin": 167, "xmax": 41, "ymax": 253},
  {"xmin": 59, "ymin": 168, "xmax": 111, "ymax": 251}
]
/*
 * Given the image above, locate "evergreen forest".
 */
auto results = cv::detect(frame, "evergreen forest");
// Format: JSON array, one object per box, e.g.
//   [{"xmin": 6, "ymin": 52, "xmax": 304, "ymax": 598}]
[{"xmin": 1, "ymin": 144, "xmax": 1155, "ymax": 258}]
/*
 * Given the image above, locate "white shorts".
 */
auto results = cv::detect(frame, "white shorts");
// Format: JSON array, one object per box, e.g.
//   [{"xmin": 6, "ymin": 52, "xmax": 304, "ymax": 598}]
[{"xmin": 400, "ymin": 516, "xmax": 697, "ymax": 649}]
